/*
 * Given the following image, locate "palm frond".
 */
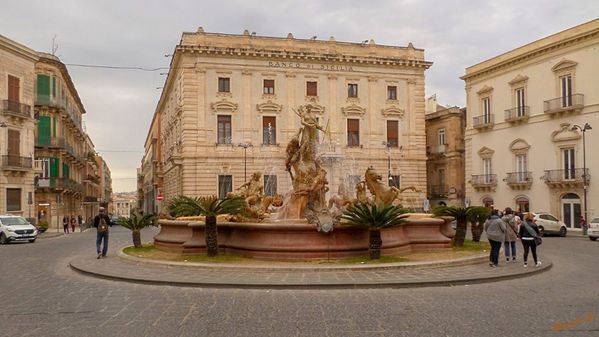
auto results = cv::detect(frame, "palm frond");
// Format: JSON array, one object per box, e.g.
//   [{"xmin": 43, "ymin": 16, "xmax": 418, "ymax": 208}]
[
  {"xmin": 341, "ymin": 201, "xmax": 408, "ymax": 230},
  {"xmin": 117, "ymin": 214, "xmax": 155, "ymax": 231}
]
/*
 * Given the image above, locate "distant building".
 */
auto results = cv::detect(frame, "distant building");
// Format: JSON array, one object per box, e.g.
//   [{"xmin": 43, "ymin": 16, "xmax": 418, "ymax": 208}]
[
  {"xmin": 147, "ymin": 29, "xmax": 432, "ymax": 210},
  {"xmin": 462, "ymin": 19, "xmax": 599, "ymax": 230},
  {"xmin": 425, "ymin": 102, "xmax": 466, "ymax": 207}
]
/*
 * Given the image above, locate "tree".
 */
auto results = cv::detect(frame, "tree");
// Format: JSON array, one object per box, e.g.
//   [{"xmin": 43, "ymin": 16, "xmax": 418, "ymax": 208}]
[
  {"xmin": 168, "ymin": 195, "xmax": 247, "ymax": 256},
  {"xmin": 117, "ymin": 214, "xmax": 155, "ymax": 248},
  {"xmin": 469, "ymin": 207, "xmax": 491, "ymax": 242},
  {"xmin": 341, "ymin": 201, "xmax": 409, "ymax": 259},
  {"xmin": 433, "ymin": 206, "xmax": 491, "ymax": 247}
]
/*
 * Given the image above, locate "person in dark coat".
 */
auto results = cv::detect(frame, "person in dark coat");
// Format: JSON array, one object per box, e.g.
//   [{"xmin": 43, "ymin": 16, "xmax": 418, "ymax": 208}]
[
  {"xmin": 519, "ymin": 213, "xmax": 541, "ymax": 267},
  {"xmin": 62, "ymin": 216, "xmax": 69, "ymax": 233},
  {"xmin": 93, "ymin": 207, "xmax": 113, "ymax": 259}
]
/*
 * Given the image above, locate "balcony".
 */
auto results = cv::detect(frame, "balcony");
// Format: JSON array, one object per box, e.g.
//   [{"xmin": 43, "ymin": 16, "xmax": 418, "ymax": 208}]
[
  {"xmin": 1, "ymin": 155, "xmax": 32, "ymax": 171},
  {"xmin": 84, "ymin": 196, "xmax": 99, "ymax": 203},
  {"xmin": 543, "ymin": 94, "xmax": 584, "ymax": 114},
  {"xmin": 472, "ymin": 114, "xmax": 494, "ymax": 130},
  {"xmin": 470, "ymin": 174, "xmax": 497, "ymax": 191},
  {"xmin": 542, "ymin": 169, "xmax": 590, "ymax": 188},
  {"xmin": 2, "ymin": 100, "xmax": 31, "ymax": 119},
  {"xmin": 504, "ymin": 106, "xmax": 530, "ymax": 123},
  {"xmin": 35, "ymin": 94, "xmax": 65, "ymax": 109},
  {"xmin": 428, "ymin": 184, "xmax": 447, "ymax": 198},
  {"xmin": 504, "ymin": 171, "xmax": 533, "ymax": 189},
  {"xmin": 35, "ymin": 177, "xmax": 84, "ymax": 193},
  {"xmin": 35, "ymin": 136, "xmax": 62, "ymax": 148}
]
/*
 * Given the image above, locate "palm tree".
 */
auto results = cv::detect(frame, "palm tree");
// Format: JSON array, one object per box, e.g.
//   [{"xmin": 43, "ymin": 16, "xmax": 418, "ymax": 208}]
[
  {"xmin": 469, "ymin": 207, "xmax": 491, "ymax": 242},
  {"xmin": 341, "ymin": 201, "xmax": 409, "ymax": 259},
  {"xmin": 117, "ymin": 214, "xmax": 155, "ymax": 248},
  {"xmin": 433, "ymin": 205, "xmax": 491, "ymax": 247},
  {"xmin": 168, "ymin": 195, "xmax": 246, "ymax": 256}
]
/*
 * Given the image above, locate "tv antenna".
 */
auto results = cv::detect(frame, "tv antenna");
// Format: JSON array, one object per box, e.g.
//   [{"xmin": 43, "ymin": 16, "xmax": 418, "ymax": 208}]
[{"xmin": 51, "ymin": 35, "xmax": 59, "ymax": 55}]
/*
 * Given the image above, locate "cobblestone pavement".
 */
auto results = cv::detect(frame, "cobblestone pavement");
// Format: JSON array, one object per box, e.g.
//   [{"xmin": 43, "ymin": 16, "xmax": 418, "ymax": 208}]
[{"xmin": 1, "ymin": 226, "xmax": 598, "ymax": 336}]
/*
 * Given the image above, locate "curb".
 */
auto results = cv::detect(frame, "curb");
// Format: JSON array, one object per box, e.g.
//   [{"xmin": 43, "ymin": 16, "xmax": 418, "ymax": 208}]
[{"xmin": 116, "ymin": 246, "xmax": 489, "ymax": 272}]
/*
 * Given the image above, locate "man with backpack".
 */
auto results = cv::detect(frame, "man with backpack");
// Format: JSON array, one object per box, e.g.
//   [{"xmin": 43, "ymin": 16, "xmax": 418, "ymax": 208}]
[{"xmin": 93, "ymin": 207, "xmax": 112, "ymax": 259}]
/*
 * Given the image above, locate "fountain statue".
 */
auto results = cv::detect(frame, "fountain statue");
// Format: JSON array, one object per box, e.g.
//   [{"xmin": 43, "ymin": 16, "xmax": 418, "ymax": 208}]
[
  {"xmin": 278, "ymin": 104, "xmax": 329, "ymax": 219},
  {"xmin": 226, "ymin": 172, "xmax": 274, "ymax": 221},
  {"xmin": 362, "ymin": 166, "xmax": 422, "ymax": 206}
]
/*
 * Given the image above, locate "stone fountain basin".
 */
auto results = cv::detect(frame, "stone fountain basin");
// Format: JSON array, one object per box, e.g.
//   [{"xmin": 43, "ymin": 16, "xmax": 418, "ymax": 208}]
[{"xmin": 154, "ymin": 214, "xmax": 453, "ymax": 260}]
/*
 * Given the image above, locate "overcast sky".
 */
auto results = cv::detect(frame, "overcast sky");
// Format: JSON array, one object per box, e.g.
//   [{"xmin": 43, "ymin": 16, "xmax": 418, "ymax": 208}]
[{"xmin": 1, "ymin": 1, "xmax": 598, "ymax": 192}]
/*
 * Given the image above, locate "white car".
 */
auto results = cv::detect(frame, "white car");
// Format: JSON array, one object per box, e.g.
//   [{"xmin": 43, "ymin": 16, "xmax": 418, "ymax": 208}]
[
  {"xmin": 533, "ymin": 212, "xmax": 567, "ymax": 237},
  {"xmin": 589, "ymin": 218, "xmax": 599, "ymax": 241},
  {"xmin": 0, "ymin": 214, "xmax": 38, "ymax": 244}
]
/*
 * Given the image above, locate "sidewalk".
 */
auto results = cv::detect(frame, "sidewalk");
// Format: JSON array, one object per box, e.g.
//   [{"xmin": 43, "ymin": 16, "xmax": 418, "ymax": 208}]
[{"xmin": 69, "ymin": 248, "xmax": 552, "ymax": 289}]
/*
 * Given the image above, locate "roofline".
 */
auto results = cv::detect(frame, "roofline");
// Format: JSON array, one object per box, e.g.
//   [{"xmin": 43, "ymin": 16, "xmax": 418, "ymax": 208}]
[
  {"xmin": 37, "ymin": 53, "xmax": 88, "ymax": 115},
  {"xmin": 0, "ymin": 33, "xmax": 38, "ymax": 62}
]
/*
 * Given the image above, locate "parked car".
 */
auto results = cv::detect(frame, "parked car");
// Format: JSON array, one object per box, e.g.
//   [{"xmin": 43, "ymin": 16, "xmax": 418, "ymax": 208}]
[
  {"xmin": 588, "ymin": 217, "xmax": 599, "ymax": 241},
  {"xmin": 532, "ymin": 212, "xmax": 567, "ymax": 237},
  {"xmin": 0, "ymin": 214, "xmax": 38, "ymax": 244}
]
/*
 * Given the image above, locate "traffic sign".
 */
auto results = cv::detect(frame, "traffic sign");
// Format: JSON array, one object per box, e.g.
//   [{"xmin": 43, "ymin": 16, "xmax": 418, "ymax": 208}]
[{"xmin": 157, "ymin": 194, "xmax": 163, "ymax": 201}]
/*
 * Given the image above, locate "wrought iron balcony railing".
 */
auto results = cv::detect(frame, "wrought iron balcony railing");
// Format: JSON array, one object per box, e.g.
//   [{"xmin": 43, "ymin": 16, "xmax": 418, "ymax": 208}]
[
  {"xmin": 504, "ymin": 106, "xmax": 530, "ymax": 122},
  {"xmin": 35, "ymin": 94, "xmax": 65, "ymax": 109},
  {"xmin": 543, "ymin": 94, "xmax": 584, "ymax": 114},
  {"xmin": 471, "ymin": 174, "xmax": 497, "ymax": 187},
  {"xmin": 542, "ymin": 168, "xmax": 590, "ymax": 185},
  {"xmin": 35, "ymin": 177, "xmax": 84, "ymax": 193},
  {"xmin": 2, "ymin": 100, "xmax": 31, "ymax": 118},
  {"xmin": 2, "ymin": 155, "xmax": 32, "ymax": 169},
  {"xmin": 472, "ymin": 114, "xmax": 494, "ymax": 129}
]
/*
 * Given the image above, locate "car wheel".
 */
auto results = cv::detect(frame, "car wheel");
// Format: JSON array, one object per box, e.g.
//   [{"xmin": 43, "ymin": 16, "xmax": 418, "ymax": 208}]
[
  {"xmin": 538, "ymin": 226, "xmax": 544, "ymax": 237},
  {"xmin": 591, "ymin": 237, "xmax": 598, "ymax": 241},
  {"xmin": 0, "ymin": 233, "xmax": 7, "ymax": 244},
  {"xmin": 559, "ymin": 227, "xmax": 567, "ymax": 237},
  {"xmin": 29, "ymin": 238, "xmax": 36, "ymax": 243}
]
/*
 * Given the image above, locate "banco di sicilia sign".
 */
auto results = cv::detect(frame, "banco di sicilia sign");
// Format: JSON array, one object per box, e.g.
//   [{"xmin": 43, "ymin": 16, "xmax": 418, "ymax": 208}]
[{"xmin": 267, "ymin": 61, "xmax": 354, "ymax": 72}]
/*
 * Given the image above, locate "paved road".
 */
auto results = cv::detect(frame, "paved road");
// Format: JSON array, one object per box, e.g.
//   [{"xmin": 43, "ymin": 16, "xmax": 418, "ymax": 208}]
[{"xmin": 0, "ymin": 226, "xmax": 597, "ymax": 337}]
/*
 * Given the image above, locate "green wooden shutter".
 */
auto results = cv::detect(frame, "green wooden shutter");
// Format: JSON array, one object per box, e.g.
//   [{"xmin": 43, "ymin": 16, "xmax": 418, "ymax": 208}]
[
  {"xmin": 52, "ymin": 76, "xmax": 56, "ymax": 97},
  {"xmin": 52, "ymin": 117, "xmax": 56, "ymax": 137},
  {"xmin": 50, "ymin": 157, "xmax": 59, "ymax": 178},
  {"xmin": 62, "ymin": 163, "xmax": 70, "ymax": 178},
  {"xmin": 37, "ymin": 116, "xmax": 51, "ymax": 145},
  {"xmin": 37, "ymin": 75, "xmax": 50, "ymax": 103}
]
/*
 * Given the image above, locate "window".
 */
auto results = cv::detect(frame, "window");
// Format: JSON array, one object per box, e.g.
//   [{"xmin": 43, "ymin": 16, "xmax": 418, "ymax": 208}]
[
  {"xmin": 218, "ymin": 175, "xmax": 232, "ymax": 199},
  {"xmin": 263, "ymin": 79, "xmax": 275, "ymax": 95},
  {"xmin": 389, "ymin": 175, "xmax": 400, "ymax": 188},
  {"xmin": 386, "ymin": 121, "xmax": 398, "ymax": 147},
  {"xmin": 217, "ymin": 115, "xmax": 232, "ymax": 144},
  {"xmin": 306, "ymin": 81, "xmax": 317, "ymax": 96},
  {"xmin": 218, "ymin": 77, "xmax": 230, "ymax": 93},
  {"xmin": 8, "ymin": 75, "xmax": 20, "ymax": 103},
  {"xmin": 7, "ymin": 188, "xmax": 21, "ymax": 211},
  {"xmin": 516, "ymin": 88, "xmax": 525, "ymax": 116},
  {"xmin": 560, "ymin": 75, "xmax": 572, "ymax": 107},
  {"xmin": 264, "ymin": 175, "xmax": 277, "ymax": 196},
  {"xmin": 482, "ymin": 97, "xmax": 491, "ymax": 123},
  {"xmin": 387, "ymin": 86, "xmax": 397, "ymax": 100},
  {"xmin": 262, "ymin": 116, "xmax": 276, "ymax": 145},
  {"xmin": 347, "ymin": 119, "xmax": 359, "ymax": 147},
  {"xmin": 517, "ymin": 154, "xmax": 527, "ymax": 182},
  {"xmin": 483, "ymin": 158, "xmax": 492, "ymax": 183},
  {"xmin": 438, "ymin": 128, "xmax": 445, "ymax": 152},
  {"xmin": 348, "ymin": 83, "xmax": 358, "ymax": 98},
  {"xmin": 563, "ymin": 148, "xmax": 575, "ymax": 180}
]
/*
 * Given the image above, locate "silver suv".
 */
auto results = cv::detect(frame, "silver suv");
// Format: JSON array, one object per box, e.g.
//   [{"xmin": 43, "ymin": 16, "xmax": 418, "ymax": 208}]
[{"xmin": 0, "ymin": 214, "xmax": 38, "ymax": 244}]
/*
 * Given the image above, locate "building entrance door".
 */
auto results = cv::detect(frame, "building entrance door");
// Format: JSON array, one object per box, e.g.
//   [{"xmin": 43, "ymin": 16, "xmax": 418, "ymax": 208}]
[{"xmin": 561, "ymin": 193, "xmax": 581, "ymax": 228}]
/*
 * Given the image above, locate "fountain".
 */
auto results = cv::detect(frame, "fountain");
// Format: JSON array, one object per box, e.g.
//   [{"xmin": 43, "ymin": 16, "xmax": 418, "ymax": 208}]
[{"xmin": 154, "ymin": 103, "xmax": 454, "ymax": 259}]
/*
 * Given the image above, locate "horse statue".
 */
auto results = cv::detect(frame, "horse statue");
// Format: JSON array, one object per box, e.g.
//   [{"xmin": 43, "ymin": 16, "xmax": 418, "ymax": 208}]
[{"xmin": 363, "ymin": 166, "xmax": 401, "ymax": 206}]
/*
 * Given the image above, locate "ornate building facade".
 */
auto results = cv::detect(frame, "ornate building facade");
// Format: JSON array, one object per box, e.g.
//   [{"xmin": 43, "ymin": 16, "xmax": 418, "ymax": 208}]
[
  {"xmin": 462, "ymin": 19, "xmax": 599, "ymax": 231},
  {"xmin": 153, "ymin": 29, "xmax": 432, "ymax": 210}
]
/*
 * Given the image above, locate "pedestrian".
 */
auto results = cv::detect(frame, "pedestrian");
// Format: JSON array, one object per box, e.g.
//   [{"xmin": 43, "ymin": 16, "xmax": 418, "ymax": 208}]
[
  {"xmin": 93, "ymin": 207, "xmax": 113, "ymax": 259},
  {"xmin": 71, "ymin": 216, "xmax": 76, "ymax": 233},
  {"xmin": 519, "ymin": 213, "xmax": 541, "ymax": 267},
  {"xmin": 502, "ymin": 207, "xmax": 519, "ymax": 263},
  {"xmin": 484, "ymin": 209, "xmax": 505, "ymax": 267},
  {"xmin": 78, "ymin": 215, "xmax": 83, "ymax": 232},
  {"xmin": 62, "ymin": 216, "xmax": 69, "ymax": 233}
]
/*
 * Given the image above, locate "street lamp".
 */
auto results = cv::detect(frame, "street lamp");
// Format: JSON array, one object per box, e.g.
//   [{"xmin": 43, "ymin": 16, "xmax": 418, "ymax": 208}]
[
  {"xmin": 571, "ymin": 123, "xmax": 592, "ymax": 235},
  {"xmin": 237, "ymin": 142, "xmax": 253, "ymax": 182},
  {"xmin": 382, "ymin": 141, "xmax": 394, "ymax": 186}
]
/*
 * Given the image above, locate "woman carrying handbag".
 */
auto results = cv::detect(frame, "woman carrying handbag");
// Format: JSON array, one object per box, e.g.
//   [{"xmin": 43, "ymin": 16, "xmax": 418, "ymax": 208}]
[{"xmin": 519, "ymin": 213, "xmax": 541, "ymax": 267}]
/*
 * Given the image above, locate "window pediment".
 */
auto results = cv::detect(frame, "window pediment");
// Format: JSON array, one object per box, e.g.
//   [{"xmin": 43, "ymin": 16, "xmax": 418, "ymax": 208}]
[
  {"xmin": 341, "ymin": 104, "xmax": 366, "ymax": 116},
  {"xmin": 551, "ymin": 123, "xmax": 581, "ymax": 142},
  {"xmin": 508, "ymin": 74, "xmax": 529, "ymax": 86},
  {"xmin": 476, "ymin": 85, "xmax": 494, "ymax": 95},
  {"xmin": 551, "ymin": 59, "xmax": 578, "ymax": 73},
  {"xmin": 381, "ymin": 106, "xmax": 404, "ymax": 118},
  {"xmin": 509, "ymin": 138, "xmax": 530, "ymax": 154},
  {"xmin": 478, "ymin": 146, "xmax": 494, "ymax": 159},
  {"xmin": 256, "ymin": 100, "xmax": 282, "ymax": 114},
  {"xmin": 211, "ymin": 99, "xmax": 238, "ymax": 113}
]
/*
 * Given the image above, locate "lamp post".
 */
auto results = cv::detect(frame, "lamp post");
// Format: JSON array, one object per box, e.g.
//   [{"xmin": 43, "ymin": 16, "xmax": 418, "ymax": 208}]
[
  {"xmin": 571, "ymin": 123, "xmax": 592, "ymax": 235},
  {"xmin": 237, "ymin": 142, "xmax": 253, "ymax": 182},
  {"xmin": 382, "ymin": 141, "xmax": 393, "ymax": 186}
]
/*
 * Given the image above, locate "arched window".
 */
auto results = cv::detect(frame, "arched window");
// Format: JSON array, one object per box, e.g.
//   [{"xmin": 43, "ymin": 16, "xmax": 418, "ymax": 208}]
[
  {"xmin": 515, "ymin": 197, "xmax": 530, "ymax": 213},
  {"xmin": 482, "ymin": 197, "xmax": 493, "ymax": 208},
  {"xmin": 561, "ymin": 193, "xmax": 581, "ymax": 228}
]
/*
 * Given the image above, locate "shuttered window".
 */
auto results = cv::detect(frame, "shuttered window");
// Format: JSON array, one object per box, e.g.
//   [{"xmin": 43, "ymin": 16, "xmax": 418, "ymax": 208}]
[
  {"xmin": 8, "ymin": 75, "xmax": 20, "ymax": 102},
  {"xmin": 262, "ymin": 116, "xmax": 276, "ymax": 145},
  {"xmin": 306, "ymin": 81, "xmax": 317, "ymax": 96},
  {"xmin": 347, "ymin": 119, "xmax": 359, "ymax": 147},
  {"xmin": 37, "ymin": 74, "xmax": 50, "ymax": 102},
  {"xmin": 263, "ymin": 79, "xmax": 275, "ymax": 95},
  {"xmin": 7, "ymin": 130, "xmax": 20, "ymax": 165},
  {"xmin": 50, "ymin": 157, "xmax": 59, "ymax": 177},
  {"xmin": 37, "ymin": 116, "xmax": 52, "ymax": 146},
  {"xmin": 62, "ymin": 162, "xmax": 70, "ymax": 178},
  {"xmin": 52, "ymin": 76, "xmax": 56, "ymax": 97},
  {"xmin": 387, "ymin": 121, "xmax": 398, "ymax": 147},
  {"xmin": 7, "ymin": 188, "xmax": 21, "ymax": 211}
]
